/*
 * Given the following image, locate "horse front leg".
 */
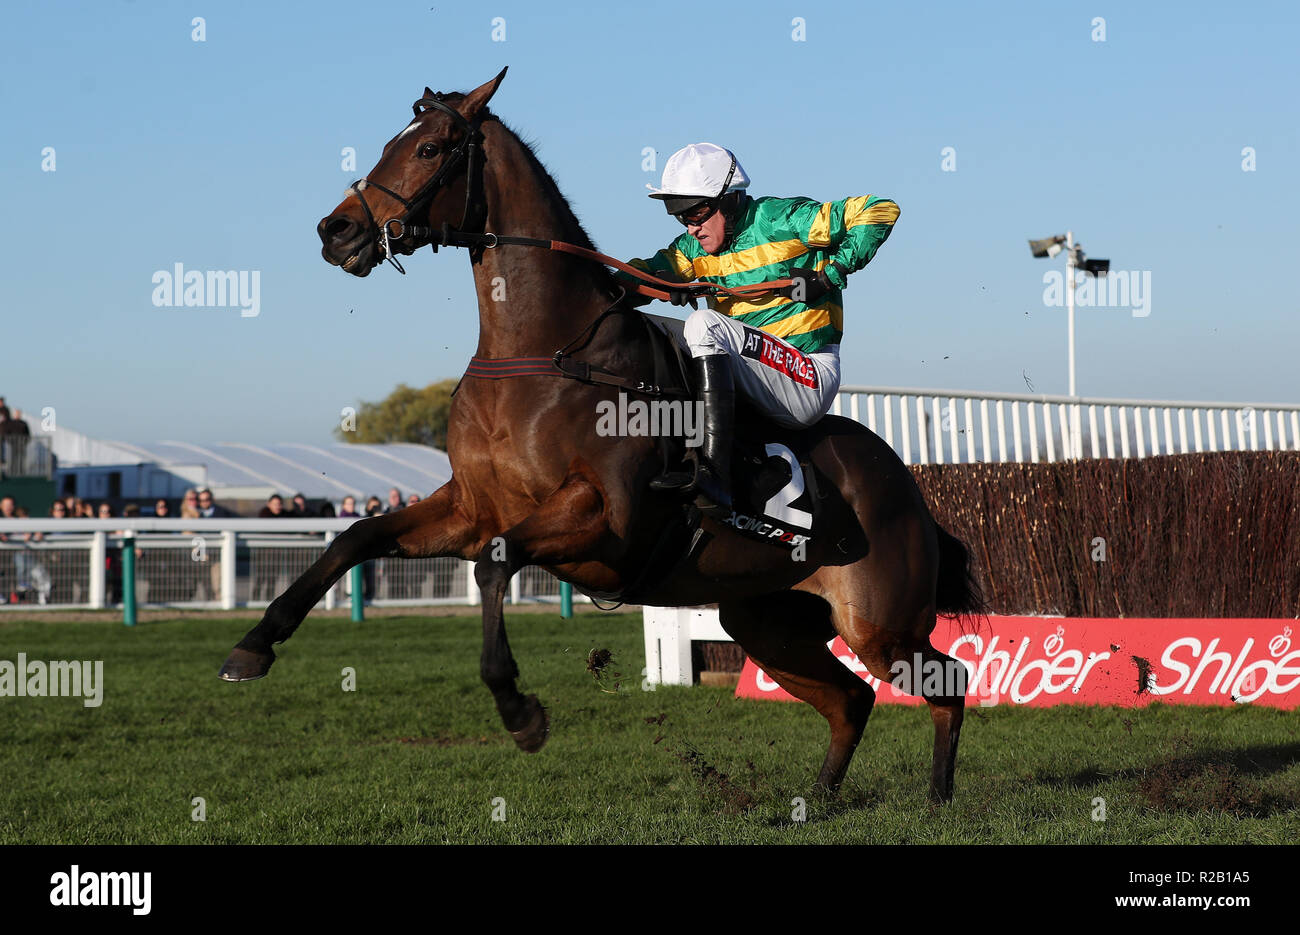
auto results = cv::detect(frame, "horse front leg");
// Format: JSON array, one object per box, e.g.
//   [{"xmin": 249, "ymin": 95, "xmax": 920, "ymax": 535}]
[
  {"xmin": 473, "ymin": 470, "xmax": 609, "ymax": 752},
  {"xmin": 219, "ymin": 482, "xmax": 477, "ymax": 681}
]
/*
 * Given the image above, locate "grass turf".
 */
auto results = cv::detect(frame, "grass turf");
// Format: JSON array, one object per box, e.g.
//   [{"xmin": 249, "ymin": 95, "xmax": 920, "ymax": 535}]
[{"xmin": 1, "ymin": 612, "xmax": 1297, "ymax": 844}]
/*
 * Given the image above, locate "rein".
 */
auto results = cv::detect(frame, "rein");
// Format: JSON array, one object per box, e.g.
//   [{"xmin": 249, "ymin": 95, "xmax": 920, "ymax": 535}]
[
  {"xmin": 355, "ymin": 93, "xmax": 802, "ymax": 397},
  {"xmin": 350, "ymin": 95, "xmax": 796, "ymax": 297}
]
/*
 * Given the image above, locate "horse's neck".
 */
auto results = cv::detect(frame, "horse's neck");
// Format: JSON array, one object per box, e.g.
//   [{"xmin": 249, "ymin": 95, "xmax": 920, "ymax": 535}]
[{"xmin": 470, "ymin": 127, "xmax": 612, "ymax": 359}]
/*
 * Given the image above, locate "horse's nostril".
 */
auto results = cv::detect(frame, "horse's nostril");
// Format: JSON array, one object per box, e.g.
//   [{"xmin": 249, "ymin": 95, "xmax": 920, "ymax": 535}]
[{"xmin": 320, "ymin": 215, "xmax": 356, "ymax": 243}]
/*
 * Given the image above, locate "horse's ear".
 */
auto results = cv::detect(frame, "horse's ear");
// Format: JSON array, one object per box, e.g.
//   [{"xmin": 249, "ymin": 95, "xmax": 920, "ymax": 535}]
[
  {"xmin": 458, "ymin": 67, "xmax": 508, "ymax": 121},
  {"xmin": 424, "ymin": 86, "xmax": 436, "ymax": 98}
]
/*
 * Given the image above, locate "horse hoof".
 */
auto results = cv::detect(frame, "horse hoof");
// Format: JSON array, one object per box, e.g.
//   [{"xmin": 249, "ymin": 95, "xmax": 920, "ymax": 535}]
[
  {"xmin": 927, "ymin": 786, "xmax": 955, "ymax": 806},
  {"xmin": 508, "ymin": 694, "xmax": 549, "ymax": 753},
  {"xmin": 219, "ymin": 647, "xmax": 275, "ymax": 681}
]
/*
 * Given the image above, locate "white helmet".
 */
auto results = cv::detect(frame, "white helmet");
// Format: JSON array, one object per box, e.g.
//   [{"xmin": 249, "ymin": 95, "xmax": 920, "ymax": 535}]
[{"xmin": 646, "ymin": 142, "xmax": 750, "ymax": 214}]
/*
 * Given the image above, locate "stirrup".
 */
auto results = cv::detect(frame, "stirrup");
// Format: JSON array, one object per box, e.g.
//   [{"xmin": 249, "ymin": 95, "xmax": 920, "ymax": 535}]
[
  {"xmin": 649, "ymin": 468, "xmax": 696, "ymax": 493},
  {"xmin": 691, "ymin": 464, "xmax": 732, "ymax": 517}
]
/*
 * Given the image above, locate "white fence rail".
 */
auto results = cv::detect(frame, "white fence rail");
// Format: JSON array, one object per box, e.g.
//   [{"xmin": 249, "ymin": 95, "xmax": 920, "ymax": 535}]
[
  {"xmin": 0, "ymin": 518, "xmax": 583, "ymax": 612},
  {"xmin": 831, "ymin": 385, "xmax": 1300, "ymax": 465}
]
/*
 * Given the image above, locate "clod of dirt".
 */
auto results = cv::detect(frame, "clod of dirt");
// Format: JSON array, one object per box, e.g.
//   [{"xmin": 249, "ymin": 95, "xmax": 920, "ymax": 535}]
[
  {"xmin": 673, "ymin": 747, "xmax": 756, "ymax": 815},
  {"xmin": 586, "ymin": 647, "xmax": 613, "ymax": 675},
  {"xmin": 1131, "ymin": 655, "xmax": 1154, "ymax": 695}
]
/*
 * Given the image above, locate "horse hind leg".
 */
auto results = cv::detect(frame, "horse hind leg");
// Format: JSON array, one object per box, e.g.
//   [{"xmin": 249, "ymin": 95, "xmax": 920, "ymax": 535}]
[
  {"xmin": 835, "ymin": 611, "xmax": 967, "ymax": 805},
  {"xmin": 719, "ymin": 592, "xmax": 875, "ymax": 794}
]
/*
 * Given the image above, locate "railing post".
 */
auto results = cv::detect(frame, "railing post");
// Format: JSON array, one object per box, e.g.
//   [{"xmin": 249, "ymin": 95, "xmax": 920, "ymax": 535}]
[
  {"xmin": 323, "ymin": 531, "xmax": 337, "ymax": 610},
  {"xmin": 122, "ymin": 532, "xmax": 137, "ymax": 627},
  {"xmin": 466, "ymin": 560, "xmax": 479, "ymax": 605},
  {"xmin": 221, "ymin": 530, "xmax": 237, "ymax": 610},
  {"xmin": 89, "ymin": 531, "xmax": 106, "ymax": 610},
  {"xmin": 560, "ymin": 581, "xmax": 573, "ymax": 618},
  {"xmin": 350, "ymin": 565, "xmax": 364, "ymax": 621}
]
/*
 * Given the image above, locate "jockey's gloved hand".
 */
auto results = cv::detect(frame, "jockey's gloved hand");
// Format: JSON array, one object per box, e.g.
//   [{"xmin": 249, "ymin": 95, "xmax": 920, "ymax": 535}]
[
  {"xmin": 620, "ymin": 286, "xmax": 653, "ymax": 308},
  {"xmin": 667, "ymin": 287, "xmax": 697, "ymax": 308},
  {"xmin": 786, "ymin": 267, "xmax": 832, "ymax": 305}
]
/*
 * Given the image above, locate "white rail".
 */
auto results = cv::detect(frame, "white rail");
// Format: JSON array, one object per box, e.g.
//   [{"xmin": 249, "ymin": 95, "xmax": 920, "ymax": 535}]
[
  {"xmin": 0, "ymin": 518, "xmax": 583, "ymax": 612},
  {"xmin": 831, "ymin": 385, "xmax": 1300, "ymax": 465}
]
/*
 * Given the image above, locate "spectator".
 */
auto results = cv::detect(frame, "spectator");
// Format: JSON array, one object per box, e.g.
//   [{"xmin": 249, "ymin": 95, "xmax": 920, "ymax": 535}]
[
  {"xmin": 4, "ymin": 408, "xmax": 31, "ymax": 438},
  {"xmin": 190, "ymin": 491, "xmax": 223, "ymax": 604},
  {"xmin": 0, "ymin": 496, "xmax": 16, "ymax": 598},
  {"xmin": 79, "ymin": 500, "xmax": 95, "ymax": 519},
  {"xmin": 360, "ymin": 496, "xmax": 383, "ymax": 600},
  {"xmin": 319, "ymin": 501, "xmax": 336, "ymax": 518},
  {"xmin": 258, "ymin": 494, "xmax": 288, "ymax": 518},
  {"xmin": 340, "ymin": 496, "xmax": 359, "ymax": 518},
  {"xmin": 154, "ymin": 499, "xmax": 171, "ymax": 518},
  {"xmin": 179, "ymin": 488, "xmax": 200, "ymax": 515},
  {"xmin": 291, "ymin": 492, "xmax": 310, "ymax": 516},
  {"xmin": 253, "ymin": 494, "xmax": 289, "ymax": 600},
  {"xmin": 38, "ymin": 500, "xmax": 69, "ymax": 603},
  {"xmin": 0, "ymin": 494, "xmax": 15, "ymax": 543},
  {"xmin": 407, "ymin": 493, "xmax": 421, "ymax": 506},
  {"xmin": 0, "ymin": 406, "xmax": 31, "ymax": 473},
  {"xmin": 99, "ymin": 502, "xmax": 122, "ymax": 604},
  {"xmin": 196, "ymin": 488, "xmax": 230, "ymax": 518},
  {"xmin": 13, "ymin": 506, "xmax": 51, "ymax": 604},
  {"xmin": 381, "ymin": 489, "xmax": 409, "ymax": 596}
]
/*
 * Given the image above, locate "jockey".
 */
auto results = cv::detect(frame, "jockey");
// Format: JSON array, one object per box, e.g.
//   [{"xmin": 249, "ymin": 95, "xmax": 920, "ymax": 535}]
[{"xmin": 622, "ymin": 142, "xmax": 900, "ymax": 517}]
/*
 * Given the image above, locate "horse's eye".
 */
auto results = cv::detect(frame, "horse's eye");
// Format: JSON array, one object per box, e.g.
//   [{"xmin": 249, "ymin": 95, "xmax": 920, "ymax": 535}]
[{"xmin": 419, "ymin": 142, "xmax": 440, "ymax": 159}]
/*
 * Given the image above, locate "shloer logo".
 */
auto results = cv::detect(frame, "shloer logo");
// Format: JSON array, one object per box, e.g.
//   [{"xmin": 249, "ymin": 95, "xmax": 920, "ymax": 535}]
[
  {"xmin": 950, "ymin": 633, "xmax": 1112, "ymax": 704},
  {"xmin": 1149, "ymin": 633, "xmax": 1300, "ymax": 703},
  {"xmin": 50, "ymin": 866, "xmax": 151, "ymax": 915}
]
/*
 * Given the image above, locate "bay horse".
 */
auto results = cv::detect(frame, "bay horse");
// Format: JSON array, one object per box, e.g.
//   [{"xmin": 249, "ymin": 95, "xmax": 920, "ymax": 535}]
[{"xmin": 220, "ymin": 68, "xmax": 984, "ymax": 804}]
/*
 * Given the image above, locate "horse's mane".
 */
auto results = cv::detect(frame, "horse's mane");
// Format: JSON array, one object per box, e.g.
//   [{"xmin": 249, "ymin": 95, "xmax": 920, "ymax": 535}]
[{"xmin": 440, "ymin": 92, "xmax": 615, "ymax": 291}]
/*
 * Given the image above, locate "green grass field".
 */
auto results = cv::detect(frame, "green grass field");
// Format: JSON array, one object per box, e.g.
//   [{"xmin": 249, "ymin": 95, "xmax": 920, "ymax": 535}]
[{"xmin": 2, "ymin": 612, "xmax": 1297, "ymax": 844}]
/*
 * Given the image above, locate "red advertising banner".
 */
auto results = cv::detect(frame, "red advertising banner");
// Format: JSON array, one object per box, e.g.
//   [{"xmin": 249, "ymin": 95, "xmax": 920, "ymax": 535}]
[{"xmin": 736, "ymin": 616, "xmax": 1300, "ymax": 709}]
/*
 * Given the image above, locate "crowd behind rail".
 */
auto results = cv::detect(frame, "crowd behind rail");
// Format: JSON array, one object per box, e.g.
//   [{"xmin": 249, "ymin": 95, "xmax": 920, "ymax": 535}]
[{"xmin": 0, "ymin": 486, "xmax": 431, "ymax": 607}]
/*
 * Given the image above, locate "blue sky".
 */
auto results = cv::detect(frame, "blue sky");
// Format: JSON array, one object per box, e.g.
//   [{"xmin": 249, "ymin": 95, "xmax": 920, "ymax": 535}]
[{"xmin": 1, "ymin": 0, "xmax": 1296, "ymax": 445}]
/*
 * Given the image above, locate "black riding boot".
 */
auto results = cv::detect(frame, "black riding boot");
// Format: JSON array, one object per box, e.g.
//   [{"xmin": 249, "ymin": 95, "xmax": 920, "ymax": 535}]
[{"xmin": 649, "ymin": 354, "xmax": 734, "ymax": 517}]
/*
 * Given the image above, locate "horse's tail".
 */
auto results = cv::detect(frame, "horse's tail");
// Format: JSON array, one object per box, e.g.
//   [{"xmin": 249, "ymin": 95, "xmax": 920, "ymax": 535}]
[{"xmin": 934, "ymin": 523, "xmax": 989, "ymax": 629}]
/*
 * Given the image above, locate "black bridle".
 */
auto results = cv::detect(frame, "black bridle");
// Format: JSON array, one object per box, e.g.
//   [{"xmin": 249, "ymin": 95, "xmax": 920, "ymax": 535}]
[{"xmin": 348, "ymin": 94, "xmax": 491, "ymax": 272}]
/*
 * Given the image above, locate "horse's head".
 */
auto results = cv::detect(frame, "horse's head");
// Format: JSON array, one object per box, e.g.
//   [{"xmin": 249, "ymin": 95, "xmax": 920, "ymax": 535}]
[{"xmin": 317, "ymin": 68, "xmax": 508, "ymax": 277}]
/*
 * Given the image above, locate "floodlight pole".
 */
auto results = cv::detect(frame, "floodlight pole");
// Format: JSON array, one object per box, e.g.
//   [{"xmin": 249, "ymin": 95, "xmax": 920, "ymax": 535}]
[
  {"xmin": 1066, "ymin": 230, "xmax": 1080, "ymax": 457},
  {"xmin": 1066, "ymin": 230, "xmax": 1075, "ymax": 398}
]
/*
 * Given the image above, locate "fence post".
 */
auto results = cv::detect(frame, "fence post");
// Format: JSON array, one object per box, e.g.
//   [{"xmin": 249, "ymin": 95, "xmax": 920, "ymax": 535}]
[
  {"xmin": 560, "ymin": 581, "xmax": 573, "ymax": 618},
  {"xmin": 466, "ymin": 560, "xmax": 479, "ymax": 605},
  {"xmin": 350, "ymin": 565, "xmax": 364, "ymax": 622},
  {"xmin": 221, "ymin": 530, "xmax": 237, "ymax": 610},
  {"xmin": 122, "ymin": 532, "xmax": 137, "ymax": 626},
  {"xmin": 89, "ymin": 531, "xmax": 106, "ymax": 610},
  {"xmin": 323, "ymin": 531, "xmax": 337, "ymax": 610}
]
